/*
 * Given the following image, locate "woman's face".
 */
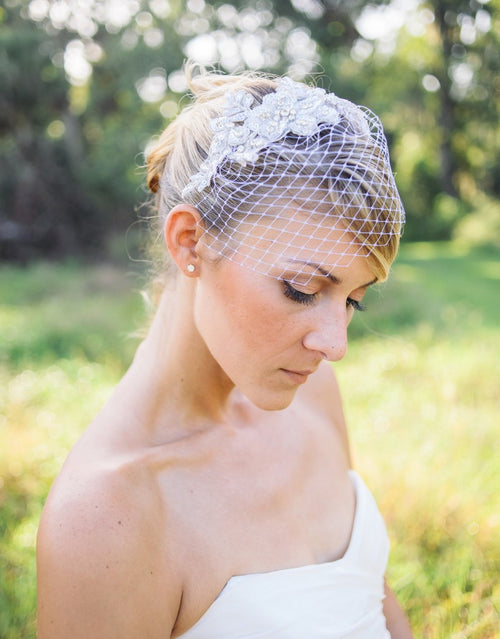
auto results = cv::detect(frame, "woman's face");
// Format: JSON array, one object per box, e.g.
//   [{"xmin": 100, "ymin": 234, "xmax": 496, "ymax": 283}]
[{"xmin": 193, "ymin": 217, "xmax": 377, "ymax": 411}]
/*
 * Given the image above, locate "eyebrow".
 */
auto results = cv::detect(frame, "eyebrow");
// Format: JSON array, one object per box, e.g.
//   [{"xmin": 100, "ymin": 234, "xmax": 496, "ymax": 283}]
[{"xmin": 287, "ymin": 259, "xmax": 378, "ymax": 289}]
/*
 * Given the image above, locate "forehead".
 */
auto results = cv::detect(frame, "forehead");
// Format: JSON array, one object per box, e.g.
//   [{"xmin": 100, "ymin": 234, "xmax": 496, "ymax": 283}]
[{"xmin": 213, "ymin": 204, "xmax": 374, "ymax": 283}]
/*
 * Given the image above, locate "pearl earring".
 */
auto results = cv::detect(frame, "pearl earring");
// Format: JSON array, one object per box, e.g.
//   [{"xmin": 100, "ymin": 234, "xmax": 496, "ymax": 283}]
[{"xmin": 186, "ymin": 264, "xmax": 195, "ymax": 273}]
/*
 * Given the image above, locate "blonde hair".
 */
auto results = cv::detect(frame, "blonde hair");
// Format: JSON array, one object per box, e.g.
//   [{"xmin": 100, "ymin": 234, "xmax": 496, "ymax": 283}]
[
  {"xmin": 146, "ymin": 63, "xmax": 401, "ymax": 283},
  {"xmin": 147, "ymin": 63, "xmax": 275, "ymax": 197}
]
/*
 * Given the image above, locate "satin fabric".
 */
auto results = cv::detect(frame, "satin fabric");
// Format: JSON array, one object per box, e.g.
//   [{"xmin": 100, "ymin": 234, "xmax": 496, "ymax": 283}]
[{"xmin": 177, "ymin": 471, "xmax": 390, "ymax": 639}]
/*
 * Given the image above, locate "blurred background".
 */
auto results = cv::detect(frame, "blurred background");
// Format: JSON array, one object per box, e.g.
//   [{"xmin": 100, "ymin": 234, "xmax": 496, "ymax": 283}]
[
  {"xmin": 2, "ymin": 0, "xmax": 500, "ymax": 258},
  {"xmin": 1, "ymin": 0, "xmax": 499, "ymax": 637}
]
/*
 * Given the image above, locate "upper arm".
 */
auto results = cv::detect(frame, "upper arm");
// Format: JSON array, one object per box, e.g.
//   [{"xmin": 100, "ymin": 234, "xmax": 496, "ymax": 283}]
[
  {"xmin": 383, "ymin": 579, "xmax": 414, "ymax": 638},
  {"xmin": 301, "ymin": 361, "xmax": 352, "ymax": 463},
  {"xmin": 37, "ymin": 475, "xmax": 181, "ymax": 638}
]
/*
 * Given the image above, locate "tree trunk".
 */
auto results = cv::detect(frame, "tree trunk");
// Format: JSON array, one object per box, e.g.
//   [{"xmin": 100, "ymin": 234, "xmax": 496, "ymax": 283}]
[{"xmin": 433, "ymin": 0, "xmax": 459, "ymax": 198}]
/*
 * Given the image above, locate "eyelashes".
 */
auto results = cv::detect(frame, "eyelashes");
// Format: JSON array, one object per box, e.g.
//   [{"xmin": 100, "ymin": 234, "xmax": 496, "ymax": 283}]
[
  {"xmin": 346, "ymin": 298, "xmax": 366, "ymax": 312},
  {"xmin": 282, "ymin": 281, "xmax": 318, "ymax": 305},
  {"xmin": 282, "ymin": 281, "xmax": 366, "ymax": 312}
]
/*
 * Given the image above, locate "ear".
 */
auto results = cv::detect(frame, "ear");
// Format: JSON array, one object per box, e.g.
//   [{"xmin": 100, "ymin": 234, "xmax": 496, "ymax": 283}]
[{"xmin": 164, "ymin": 204, "xmax": 203, "ymax": 276}]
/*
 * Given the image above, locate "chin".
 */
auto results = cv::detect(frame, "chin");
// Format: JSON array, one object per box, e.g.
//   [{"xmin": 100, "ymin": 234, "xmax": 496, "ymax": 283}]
[{"xmin": 246, "ymin": 389, "xmax": 297, "ymax": 412}]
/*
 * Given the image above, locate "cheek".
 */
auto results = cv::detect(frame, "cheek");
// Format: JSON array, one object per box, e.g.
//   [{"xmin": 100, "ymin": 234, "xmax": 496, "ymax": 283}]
[
  {"xmin": 225, "ymin": 278, "xmax": 295, "ymax": 351},
  {"xmin": 222, "ymin": 293, "xmax": 286, "ymax": 354},
  {"xmin": 192, "ymin": 279, "xmax": 229, "ymax": 346},
  {"xmin": 239, "ymin": 299, "xmax": 289, "ymax": 350},
  {"xmin": 346, "ymin": 308, "xmax": 355, "ymax": 327},
  {"xmin": 191, "ymin": 275, "xmax": 250, "ymax": 362},
  {"xmin": 193, "ymin": 272, "xmax": 291, "ymax": 359}
]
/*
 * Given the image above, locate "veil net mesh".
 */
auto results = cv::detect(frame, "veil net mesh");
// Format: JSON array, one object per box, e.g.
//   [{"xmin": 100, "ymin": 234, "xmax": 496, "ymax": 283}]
[{"xmin": 161, "ymin": 82, "xmax": 405, "ymax": 285}]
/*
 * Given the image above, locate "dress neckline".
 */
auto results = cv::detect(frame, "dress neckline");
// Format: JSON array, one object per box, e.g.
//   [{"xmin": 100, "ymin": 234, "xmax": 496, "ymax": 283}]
[{"xmin": 176, "ymin": 470, "xmax": 365, "ymax": 639}]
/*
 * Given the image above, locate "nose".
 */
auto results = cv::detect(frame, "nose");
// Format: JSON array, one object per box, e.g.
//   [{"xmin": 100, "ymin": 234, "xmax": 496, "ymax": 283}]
[{"xmin": 302, "ymin": 310, "xmax": 348, "ymax": 362}]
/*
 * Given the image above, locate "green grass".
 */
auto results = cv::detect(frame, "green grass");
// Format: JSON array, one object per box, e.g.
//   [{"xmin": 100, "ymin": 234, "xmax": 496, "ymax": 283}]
[
  {"xmin": 343, "ymin": 242, "xmax": 500, "ymax": 637},
  {"xmin": 1, "ymin": 242, "xmax": 499, "ymax": 638}
]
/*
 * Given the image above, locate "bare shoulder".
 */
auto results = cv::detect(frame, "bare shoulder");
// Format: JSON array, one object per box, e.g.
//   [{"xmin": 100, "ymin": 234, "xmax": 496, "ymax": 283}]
[
  {"xmin": 37, "ymin": 452, "xmax": 182, "ymax": 638},
  {"xmin": 299, "ymin": 361, "xmax": 351, "ymax": 460}
]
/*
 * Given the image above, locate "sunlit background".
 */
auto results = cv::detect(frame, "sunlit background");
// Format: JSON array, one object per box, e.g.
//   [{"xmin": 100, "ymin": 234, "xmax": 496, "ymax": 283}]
[
  {"xmin": 2, "ymin": 0, "xmax": 499, "ymax": 259},
  {"xmin": 1, "ymin": 1, "xmax": 499, "ymax": 637}
]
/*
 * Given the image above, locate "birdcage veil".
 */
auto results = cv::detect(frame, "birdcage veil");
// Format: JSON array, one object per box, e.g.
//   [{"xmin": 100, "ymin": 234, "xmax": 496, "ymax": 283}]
[{"xmin": 160, "ymin": 76, "xmax": 405, "ymax": 284}]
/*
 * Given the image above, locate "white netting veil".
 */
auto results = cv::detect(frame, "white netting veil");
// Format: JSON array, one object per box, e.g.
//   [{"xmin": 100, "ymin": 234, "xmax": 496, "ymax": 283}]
[{"xmin": 159, "ymin": 76, "xmax": 405, "ymax": 284}]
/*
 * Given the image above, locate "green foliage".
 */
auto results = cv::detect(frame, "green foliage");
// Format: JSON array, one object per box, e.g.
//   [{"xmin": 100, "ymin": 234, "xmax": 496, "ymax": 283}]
[
  {"xmin": 75, "ymin": 25, "xmax": 184, "ymax": 219},
  {"xmin": 1, "ymin": 243, "xmax": 499, "ymax": 637},
  {"xmin": 1, "ymin": 0, "xmax": 500, "ymax": 251},
  {"xmin": 453, "ymin": 194, "xmax": 500, "ymax": 249},
  {"xmin": 0, "ymin": 5, "xmax": 101, "ymax": 259},
  {"xmin": 0, "ymin": 2, "xmax": 184, "ymax": 259},
  {"xmin": 0, "ymin": 261, "xmax": 145, "ymax": 368}
]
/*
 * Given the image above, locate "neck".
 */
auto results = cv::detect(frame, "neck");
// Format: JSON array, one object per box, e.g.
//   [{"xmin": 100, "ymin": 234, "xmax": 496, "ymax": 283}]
[{"xmin": 127, "ymin": 277, "xmax": 235, "ymax": 430}]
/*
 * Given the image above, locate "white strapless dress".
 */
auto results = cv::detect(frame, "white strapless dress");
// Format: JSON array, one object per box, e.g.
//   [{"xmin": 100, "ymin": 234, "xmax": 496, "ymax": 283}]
[{"xmin": 177, "ymin": 470, "xmax": 390, "ymax": 638}]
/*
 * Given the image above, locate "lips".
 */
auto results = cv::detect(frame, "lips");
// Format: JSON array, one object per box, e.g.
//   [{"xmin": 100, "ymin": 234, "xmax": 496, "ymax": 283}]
[{"xmin": 280, "ymin": 368, "xmax": 315, "ymax": 385}]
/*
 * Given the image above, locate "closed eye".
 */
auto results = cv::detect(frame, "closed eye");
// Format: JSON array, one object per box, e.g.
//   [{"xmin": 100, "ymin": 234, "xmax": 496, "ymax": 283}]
[
  {"xmin": 282, "ymin": 281, "xmax": 318, "ymax": 305},
  {"xmin": 347, "ymin": 297, "xmax": 366, "ymax": 312}
]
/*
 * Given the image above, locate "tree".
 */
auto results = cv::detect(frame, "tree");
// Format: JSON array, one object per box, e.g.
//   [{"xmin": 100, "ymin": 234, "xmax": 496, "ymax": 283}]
[
  {"xmin": 0, "ymin": 0, "xmax": 186, "ymax": 259},
  {"xmin": 0, "ymin": 5, "xmax": 102, "ymax": 259},
  {"xmin": 2, "ymin": 0, "xmax": 498, "ymax": 258}
]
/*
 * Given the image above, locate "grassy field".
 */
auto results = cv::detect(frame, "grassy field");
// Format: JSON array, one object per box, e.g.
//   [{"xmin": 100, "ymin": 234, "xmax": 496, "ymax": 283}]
[{"xmin": 1, "ymin": 242, "xmax": 499, "ymax": 638}]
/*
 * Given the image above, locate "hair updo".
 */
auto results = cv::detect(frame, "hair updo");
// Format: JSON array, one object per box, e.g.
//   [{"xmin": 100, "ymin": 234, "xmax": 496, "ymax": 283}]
[{"xmin": 146, "ymin": 62, "xmax": 403, "ymax": 284}]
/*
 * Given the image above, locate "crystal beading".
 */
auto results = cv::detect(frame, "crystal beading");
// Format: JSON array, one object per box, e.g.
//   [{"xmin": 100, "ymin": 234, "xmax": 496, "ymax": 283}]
[{"xmin": 182, "ymin": 77, "xmax": 370, "ymax": 198}]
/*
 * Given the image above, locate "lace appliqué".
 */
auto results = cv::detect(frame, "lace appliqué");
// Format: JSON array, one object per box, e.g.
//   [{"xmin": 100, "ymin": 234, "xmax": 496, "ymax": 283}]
[{"xmin": 182, "ymin": 78, "xmax": 369, "ymax": 198}]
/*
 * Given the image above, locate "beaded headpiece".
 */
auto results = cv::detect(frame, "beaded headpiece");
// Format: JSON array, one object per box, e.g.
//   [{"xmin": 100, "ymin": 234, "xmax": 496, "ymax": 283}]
[{"xmin": 168, "ymin": 77, "xmax": 405, "ymax": 284}]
